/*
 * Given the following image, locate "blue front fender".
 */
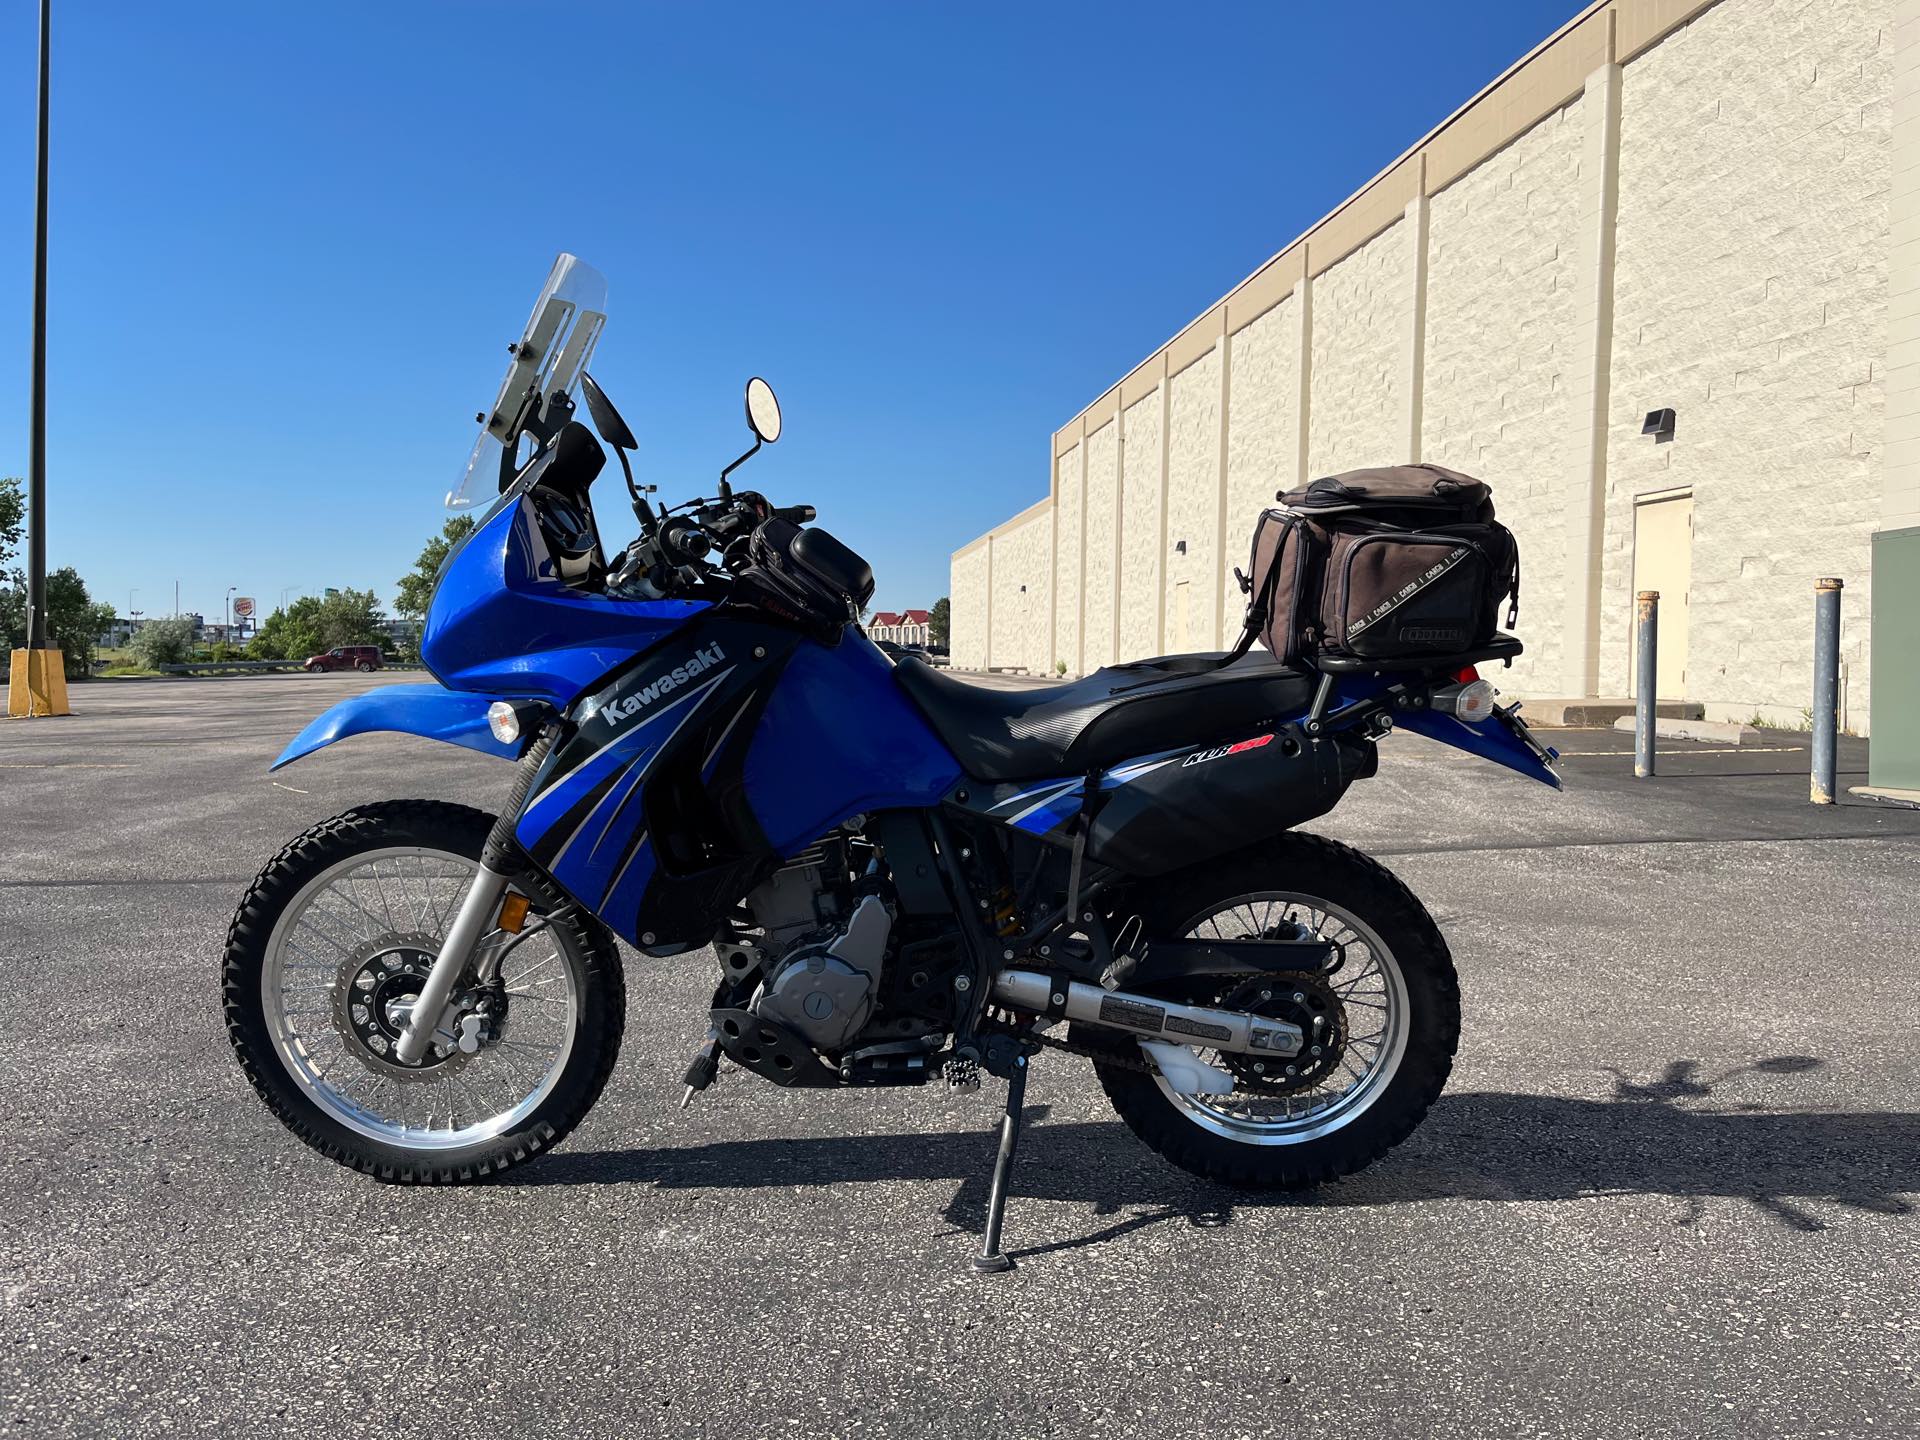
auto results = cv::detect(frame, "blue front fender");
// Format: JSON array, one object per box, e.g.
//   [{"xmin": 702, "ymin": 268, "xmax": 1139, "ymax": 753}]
[{"xmin": 272, "ymin": 683, "xmax": 534, "ymax": 771}]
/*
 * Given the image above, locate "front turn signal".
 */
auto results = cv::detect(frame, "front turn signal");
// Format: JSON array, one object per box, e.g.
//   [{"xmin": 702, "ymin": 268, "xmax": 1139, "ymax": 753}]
[{"xmin": 498, "ymin": 893, "xmax": 531, "ymax": 934}]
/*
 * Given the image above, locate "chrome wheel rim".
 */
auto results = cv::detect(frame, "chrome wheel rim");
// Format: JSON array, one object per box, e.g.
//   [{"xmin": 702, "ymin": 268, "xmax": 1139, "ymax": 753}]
[
  {"xmin": 1154, "ymin": 892, "xmax": 1409, "ymax": 1146},
  {"xmin": 261, "ymin": 847, "xmax": 580, "ymax": 1150}
]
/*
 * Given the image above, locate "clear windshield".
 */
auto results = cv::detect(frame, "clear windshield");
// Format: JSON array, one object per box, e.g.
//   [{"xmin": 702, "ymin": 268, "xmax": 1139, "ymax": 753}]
[{"xmin": 447, "ymin": 253, "xmax": 609, "ymax": 509}]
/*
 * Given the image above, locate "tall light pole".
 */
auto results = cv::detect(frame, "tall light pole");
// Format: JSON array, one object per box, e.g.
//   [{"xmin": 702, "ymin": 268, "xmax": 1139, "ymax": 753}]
[
  {"xmin": 24, "ymin": 0, "xmax": 51, "ymax": 650},
  {"xmin": 225, "ymin": 585, "xmax": 237, "ymax": 637}
]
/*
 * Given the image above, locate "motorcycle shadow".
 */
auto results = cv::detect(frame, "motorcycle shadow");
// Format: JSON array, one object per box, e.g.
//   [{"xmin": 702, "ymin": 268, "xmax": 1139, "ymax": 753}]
[{"xmin": 524, "ymin": 1058, "xmax": 1917, "ymax": 1254}]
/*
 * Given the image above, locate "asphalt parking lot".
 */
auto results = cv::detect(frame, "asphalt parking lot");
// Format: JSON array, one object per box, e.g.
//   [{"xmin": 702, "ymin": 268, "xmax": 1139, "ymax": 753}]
[{"xmin": 4, "ymin": 672, "xmax": 1919, "ymax": 1438}]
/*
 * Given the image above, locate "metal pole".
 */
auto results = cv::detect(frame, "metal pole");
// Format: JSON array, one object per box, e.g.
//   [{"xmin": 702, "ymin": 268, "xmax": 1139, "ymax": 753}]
[
  {"xmin": 1634, "ymin": 590, "xmax": 1659, "ymax": 778},
  {"xmin": 25, "ymin": 0, "xmax": 51, "ymax": 649},
  {"xmin": 1811, "ymin": 577, "xmax": 1843, "ymax": 805}
]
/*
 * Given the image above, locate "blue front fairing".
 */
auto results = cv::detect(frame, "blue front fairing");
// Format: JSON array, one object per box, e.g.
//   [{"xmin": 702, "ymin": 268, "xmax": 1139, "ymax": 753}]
[{"xmin": 421, "ymin": 488, "xmax": 710, "ymax": 707}]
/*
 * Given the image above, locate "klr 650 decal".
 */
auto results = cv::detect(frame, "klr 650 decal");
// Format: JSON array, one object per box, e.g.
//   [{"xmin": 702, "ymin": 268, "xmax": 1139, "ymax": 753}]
[{"xmin": 1181, "ymin": 733, "xmax": 1276, "ymax": 768}]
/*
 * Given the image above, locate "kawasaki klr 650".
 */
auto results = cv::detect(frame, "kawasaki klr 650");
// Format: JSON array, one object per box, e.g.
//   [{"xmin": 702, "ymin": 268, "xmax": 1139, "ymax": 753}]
[{"xmin": 223, "ymin": 255, "xmax": 1560, "ymax": 1271}]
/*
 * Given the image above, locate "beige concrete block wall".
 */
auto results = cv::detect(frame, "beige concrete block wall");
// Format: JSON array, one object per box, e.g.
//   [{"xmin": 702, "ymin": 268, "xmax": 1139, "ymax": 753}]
[
  {"xmin": 1119, "ymin": 391, "xmax": 1164, "ymax": 659},
  {"xmin": 1423, "ymin": 98, "xmax": 1587, "ymax": 697},
  {"xmin": 1053, "ymin": 441, "xmax": 1083, "ymax": 670},
  {"xmin": 988, "ymin": 509, "xmax": 1053, "ymax": 673},
  {"xmin": 1224, "ymin": 297, "xmax": 1298, "ymax": 590},
  {"xmin": 1600, "ymin": 0, "xmax": 1890, "ymax": 728},
  {"xmin": 1082, "ymin": 419, "xmax": 1119, "ymax": 671},
  {"xmin": 1308, "ymin": 220, "xmax": 1409, "ymax": 477},
  {"xmin": 950, "ymin": 543, "xmax": 989, "ymax": 670},
  {"xmin": 1165, "ymin": 349, "xmax": 1224, "ymax": 652}
]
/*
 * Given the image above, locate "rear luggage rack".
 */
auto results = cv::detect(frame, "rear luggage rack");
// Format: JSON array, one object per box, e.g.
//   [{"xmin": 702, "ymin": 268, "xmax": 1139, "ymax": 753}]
[{"xmin": 1310, "ymin": 631, "xmax": 1523, "ymax": 676}]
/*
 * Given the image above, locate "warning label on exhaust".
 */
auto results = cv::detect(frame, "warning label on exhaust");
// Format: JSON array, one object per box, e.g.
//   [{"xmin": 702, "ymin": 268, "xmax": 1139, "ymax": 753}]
[{"xmin": 1099, "ymin": 996, "xmax": 1166, "ymax": 1032}]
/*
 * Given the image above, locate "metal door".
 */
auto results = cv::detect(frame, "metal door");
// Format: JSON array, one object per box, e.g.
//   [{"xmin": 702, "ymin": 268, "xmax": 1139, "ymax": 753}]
[{"xmin": 1630, "ymin": 492, "xmax": 1693, "ymax": 700}]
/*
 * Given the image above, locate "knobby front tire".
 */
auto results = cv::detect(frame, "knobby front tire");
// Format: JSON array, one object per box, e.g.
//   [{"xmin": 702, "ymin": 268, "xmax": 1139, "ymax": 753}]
[{"xmin": 222, "ymin": 800, "xmax": 626, "ymax": 1184}]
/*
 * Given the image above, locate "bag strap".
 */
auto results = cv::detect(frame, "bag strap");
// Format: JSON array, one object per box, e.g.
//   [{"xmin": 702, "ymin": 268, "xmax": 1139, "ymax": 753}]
[{"xmin": 1212, "ymin": 543, "xmax": 1283, "ymax": 671}]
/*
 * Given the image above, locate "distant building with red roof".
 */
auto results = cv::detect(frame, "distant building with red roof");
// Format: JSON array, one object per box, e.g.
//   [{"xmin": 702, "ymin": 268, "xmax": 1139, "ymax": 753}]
[{"xmin": 868, "ymin": 608, "xmax": 933, "ymax": 648}]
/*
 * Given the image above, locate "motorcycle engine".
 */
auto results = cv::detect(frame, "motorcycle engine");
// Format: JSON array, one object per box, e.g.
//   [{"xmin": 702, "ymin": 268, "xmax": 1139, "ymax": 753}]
[{"xmin": 750, "ymin": 892, "xmax": 893, "ymax": 1052}]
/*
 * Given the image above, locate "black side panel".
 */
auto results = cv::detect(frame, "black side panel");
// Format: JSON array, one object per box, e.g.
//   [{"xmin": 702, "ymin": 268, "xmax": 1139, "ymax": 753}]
[
  {"xmin": 870, "ymin": 810, "xmax": 951, "ymax": 916},
  {"xmin": 1086, "ymin": 726, "xmax": 1373, "ymax": 877}
]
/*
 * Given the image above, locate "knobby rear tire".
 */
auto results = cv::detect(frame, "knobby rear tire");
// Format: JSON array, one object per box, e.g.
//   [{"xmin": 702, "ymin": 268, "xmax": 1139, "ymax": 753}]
[
  {"xmin": 222, "ymin": 800, "xmax": 626, "ymax": 1183},
  {"xmin": 1081, "ymin": 831, "xmax": 1459, "ymax": 1190}
]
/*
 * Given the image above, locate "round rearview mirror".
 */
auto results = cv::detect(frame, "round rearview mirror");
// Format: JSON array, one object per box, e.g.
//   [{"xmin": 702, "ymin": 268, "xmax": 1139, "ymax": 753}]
[
  {"xmin": 580, "ymin": 371, "xmax": 639, "ymax": 451},
  {"xmin": 745, "ymin": 377, "xmax": 782, "ymax": 444}
]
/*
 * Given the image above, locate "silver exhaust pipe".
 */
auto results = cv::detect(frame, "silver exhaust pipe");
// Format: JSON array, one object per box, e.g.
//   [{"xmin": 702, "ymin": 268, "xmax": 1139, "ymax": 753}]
[{"xmin": 991, "ymin": 970, "xmax": 1304, "ymax": 1057}]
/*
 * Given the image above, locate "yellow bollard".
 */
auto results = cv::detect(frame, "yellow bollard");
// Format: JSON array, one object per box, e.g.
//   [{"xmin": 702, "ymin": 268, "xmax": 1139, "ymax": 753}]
[{"xmin": 6, "ymin": 648, "xmax": 71, "ymax": 717}]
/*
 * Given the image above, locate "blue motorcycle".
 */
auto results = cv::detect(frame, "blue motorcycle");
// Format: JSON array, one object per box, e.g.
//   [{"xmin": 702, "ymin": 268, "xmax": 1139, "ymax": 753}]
[{"xmin": 224, "ymin": 256, "xmax": 1559, "ymax": 1269}]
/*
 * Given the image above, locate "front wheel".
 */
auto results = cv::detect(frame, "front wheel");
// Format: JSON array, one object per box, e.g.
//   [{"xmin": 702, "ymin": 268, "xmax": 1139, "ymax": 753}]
[
  {"xmin": 222, "ymin": 800, "xmax": 625, "ymax": 1182},
  {"xmin": 1079, "ymin": 832, "xmax": 1458, "ymax": 1189}
]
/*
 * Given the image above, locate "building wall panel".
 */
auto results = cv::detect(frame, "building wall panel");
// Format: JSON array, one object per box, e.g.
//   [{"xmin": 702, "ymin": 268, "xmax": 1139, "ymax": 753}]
[
  {"xmin": 1225, "ymin": 297, "xmax": 1297, "ymax": 593},
  {"xmin": 1119, "ymin": 390, "xmax": 1164, "ymax": 660},
  {"xmin": 1081, "ymin": 421, "xmax": 1120, "ymax": 670},
  {"xmin": 1423, "ymin": 98, "xmax": 1587, "ymax": 696},
  {"xmin": 1166, "ymin": 348, "xmax": 1224, "ymax": 652},
  {"xmin": 1602, "ymin": 0, "xmax": 1890, "ymax": 727},
  {"xmin": 1052, "ymin": 442, "xmax": 1083, "ymax": 672},
  {"xmin": 949, "ymin": 543, "xmax": 990, "ymax": 670},
  {"xmin": 1308, "ymin": 219, "xmax": 1410, "ymax": 477},
  {"xmin": 988, "ymin": 509, "xmax": 1053, "ymax": 674}
]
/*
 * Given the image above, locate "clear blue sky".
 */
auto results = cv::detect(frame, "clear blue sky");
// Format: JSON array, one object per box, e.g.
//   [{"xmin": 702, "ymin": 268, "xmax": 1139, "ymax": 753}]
[{"xmin": 0, "ymin": 1, "xmax": 1585, "ymax": 623}]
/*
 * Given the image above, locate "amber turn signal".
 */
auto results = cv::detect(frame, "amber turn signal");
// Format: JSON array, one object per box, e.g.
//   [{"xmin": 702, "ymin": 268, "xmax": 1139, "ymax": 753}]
[{"xmin": 497, "ymin": 893, "xmax": 531, "ymax": 933}]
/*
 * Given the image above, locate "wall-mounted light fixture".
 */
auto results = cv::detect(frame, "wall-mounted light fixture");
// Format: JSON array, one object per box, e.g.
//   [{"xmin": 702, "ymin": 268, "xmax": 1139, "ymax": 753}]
[
  {"xmin": 1174, "ymin": 539, "xmax": 1188, "ymax": 555},
  {"xmin": 1018, "ymin": 584, "xmax": 1027, "ymax": 592},
  {"xmin": 1642, "ymin": 407, "xmax": 1676, "ymax": 443}
]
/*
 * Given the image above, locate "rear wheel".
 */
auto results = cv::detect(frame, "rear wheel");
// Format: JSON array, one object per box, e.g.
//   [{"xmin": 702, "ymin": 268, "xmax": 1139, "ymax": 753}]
[
  {"xmin": 223, "ymin": 801, "xmax": 625, "ymax": 1182},
  {"xmin": 357, "ymin": 660, "xmax": 375, "ymax": 672},
  {"xmin": 1080, "ymin": 832, "xmax": 1458, "ymax": 1189}
]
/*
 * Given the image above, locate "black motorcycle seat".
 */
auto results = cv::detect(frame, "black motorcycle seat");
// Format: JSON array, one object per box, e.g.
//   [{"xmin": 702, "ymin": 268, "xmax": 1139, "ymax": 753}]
[{"xmin": 893, "ymin": 650, "xmax": 1317, "ymax": 784}]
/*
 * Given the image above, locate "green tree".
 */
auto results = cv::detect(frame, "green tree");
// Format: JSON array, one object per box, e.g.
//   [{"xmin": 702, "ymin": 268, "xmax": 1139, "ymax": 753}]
[
  {"xmin": 929, "ymin": 596, "xmax": 950, "ymax": 648},
  {"xmin": 394, "ymin": 516, "xmax": 476, "ymax": 642},
  {"xmin": 248, "ymin": 595, "xmax": 324, "ymax": 661},
  {"xmin": 0, "ymin": 477, "xmax": 22, "ymax": 571},
  {"xmin": 132, "ymin": 613, "xmax": 197, "ymax": 667},
  {"xmin": 313, "ymin": 587, "xmax": 384, "ymax": 650},
  {"xmin": 0, "ymin": 566, "xmax": 115, "ymax": 678}
]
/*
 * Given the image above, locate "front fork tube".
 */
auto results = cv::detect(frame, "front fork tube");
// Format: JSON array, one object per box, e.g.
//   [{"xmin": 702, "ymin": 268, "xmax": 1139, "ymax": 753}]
[
  {"xmin": 392, "ymin": 865, "xmax": 511, "ymax": 1065},
  {"xmin": 392, "ymin": 725, "xmax": 557, "ymax": 1066}
]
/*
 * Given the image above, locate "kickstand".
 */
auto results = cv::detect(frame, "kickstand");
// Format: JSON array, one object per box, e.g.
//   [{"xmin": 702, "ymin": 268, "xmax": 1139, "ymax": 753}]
[{"xmin": 972, "ymin": 1051, "xmax": 1029, "ymax": 1274}]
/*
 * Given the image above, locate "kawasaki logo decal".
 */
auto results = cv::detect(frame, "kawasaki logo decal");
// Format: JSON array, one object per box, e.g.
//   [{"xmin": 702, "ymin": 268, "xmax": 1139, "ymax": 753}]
[{"xmin": 603, "ymin": 644, "xmax": 727, "ymax": 727}]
